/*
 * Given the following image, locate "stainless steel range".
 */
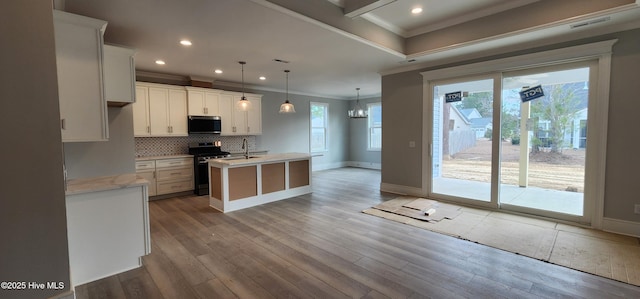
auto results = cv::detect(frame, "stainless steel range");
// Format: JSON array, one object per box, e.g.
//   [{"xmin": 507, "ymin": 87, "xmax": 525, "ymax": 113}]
[{"xmin": 188, "ymin": 142, "xmax": 230, "ymax": 195}]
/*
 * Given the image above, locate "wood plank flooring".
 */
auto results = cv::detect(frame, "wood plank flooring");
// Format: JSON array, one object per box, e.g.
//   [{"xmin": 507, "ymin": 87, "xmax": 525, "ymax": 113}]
[{"xmin": 75, "ymin": 167, "xmax": 640, "ymax": 298}]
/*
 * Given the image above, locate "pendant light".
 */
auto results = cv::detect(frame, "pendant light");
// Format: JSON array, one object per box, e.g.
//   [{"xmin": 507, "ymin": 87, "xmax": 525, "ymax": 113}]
[
  {"xmin": 348, "ymin": 88, "xmax": 367, "ymax": 118},
  {"xmin": 279, "ymin": 70, "xmax": 296, "ymax": 113},
  {"xmin": 236, "ymin": 61, "xmax": 251, "ymax": 111}
]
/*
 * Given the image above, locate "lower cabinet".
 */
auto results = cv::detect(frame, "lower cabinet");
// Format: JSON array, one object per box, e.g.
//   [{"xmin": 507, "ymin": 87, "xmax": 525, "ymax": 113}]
[
  {"xmin": 136, "ymin": 157, "xmax": 193, "ymax": 197},
  {"xmin": 66, "ymin": 185, "xmax": 150, "ymax": 287},
  {"xmin": 135, "ymin": 160, "xmax": 157, "ymax": 196}
]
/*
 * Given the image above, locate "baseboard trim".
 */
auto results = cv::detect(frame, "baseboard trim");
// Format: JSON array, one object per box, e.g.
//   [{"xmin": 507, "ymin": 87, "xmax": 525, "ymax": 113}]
[
  {"xmin": 602, "ymin": 217, "xmax": 640, "ymax": 238},
  {"xmin": 312, "ymin": 162, "xmax": 348, "ymax": 171},
  {"xmin": 345, "ymin": 161, "xmax": 381, "ymax": 170},
  {"xmin": 380, "ymin": 182, "xmax": 425, "ymax": 197}
]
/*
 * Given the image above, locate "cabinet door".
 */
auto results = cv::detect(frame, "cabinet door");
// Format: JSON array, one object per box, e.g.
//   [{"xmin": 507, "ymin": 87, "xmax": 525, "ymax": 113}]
[
  {"xmin": 187, "ymin": 90, "xmax": 205, "ymax": 116},
  {"xmin": 168, "ymin": 89, "xmax": 187, "ymax": 136},
  {"xmin": 136, "ymin": 170, "xmax": 156, "ymax": 196},
  {"xmin": 54, "ymin": 11, "xmax": 108, "ymax": 142},
  {"xmin": 246, "ymin": 96, "xmax": 262, "ymax": 135},
  {"xmin": 133, "ymin": 86, "xmax": 151, "ymax": 136},
  {"xmin": 218, "ymin": 94, "xmax": 235, "ymax": 135},
  {"xmin": 148, "ymin": 87, "xmax": 170, "ymax": 136},
  {"xmin": 103, "ymin": 45, "xmax": 136, "ymax": 104},
  {"xmin": 204, "ymin": 92, "xmax": 220, "ymax": 116},
  {"xmin": 232, "ymin": 95, "xmax": 248, "ymax": 135}
]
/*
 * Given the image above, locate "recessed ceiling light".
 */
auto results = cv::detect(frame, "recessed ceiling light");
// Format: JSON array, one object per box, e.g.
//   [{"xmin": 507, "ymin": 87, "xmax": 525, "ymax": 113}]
[
  {"xmin": 180, "ymin": 40, "xmax": 192, "ymax": 46},
  {"xmin": 259, "ymin": 76, "xmax": 266, "ymax": 80},
  {"xmin": 411, "ymin": 7, "xmax": 423, "ymax": 14},
  {"xmin": 214, "ymin": 69, "xmax": 223, "ymax": 74},
  {"xmin": 155, "ymin": 60, "xmax": 166, "ymax": 65}
]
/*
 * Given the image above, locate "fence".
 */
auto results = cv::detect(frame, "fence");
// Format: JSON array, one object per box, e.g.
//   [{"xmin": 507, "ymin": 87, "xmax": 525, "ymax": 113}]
[{"xmin": 449, "ymin": 130, "xmax": 476, "ymax": 155}]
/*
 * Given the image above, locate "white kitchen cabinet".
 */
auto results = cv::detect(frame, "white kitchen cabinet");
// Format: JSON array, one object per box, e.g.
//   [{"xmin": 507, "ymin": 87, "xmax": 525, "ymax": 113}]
[
  {"xmin": 66, "ymin": 181, "xmax": 150, "ymax": 287},
  {"xmin": 53, "ymin": 10, "xmax": 109, "ymax": 142},
  {"xmin": 246, "ymin": 95, "xmax": 262, "ymax": 135},
  {"xmin": 218, "ymin": 93, "xmax": 235, "ymax": 135},
  {"xmin": 103, "ymin": 44, "xmax": 136, "ymax": 105},
  {"xmin": 133, "ymin": 86, "xmax": 151, "ymax": 136},
  {"xmin": 219, "ymin": 92, "xmax": 262, "ymax": 135},
  {"xmin": 135, "ymin": 83, "xmax": 188, "ymax": 137},
  {"xmin": 186, "ymin": 87, "xmax": 221, "ymax": 116}
]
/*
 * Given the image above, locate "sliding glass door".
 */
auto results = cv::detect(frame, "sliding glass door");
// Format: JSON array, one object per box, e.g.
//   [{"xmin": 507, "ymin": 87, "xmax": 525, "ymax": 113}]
[
  {"xmin": 429, "ymin": 61, "xmax": 596, "ymax": 222},
  {"xmin": 499, "ymin": 63, "xmax": 592, "ymax": 220},
  {"xmin": 431, "ymin": 76, "xmax": 497, "ymax": 204}
]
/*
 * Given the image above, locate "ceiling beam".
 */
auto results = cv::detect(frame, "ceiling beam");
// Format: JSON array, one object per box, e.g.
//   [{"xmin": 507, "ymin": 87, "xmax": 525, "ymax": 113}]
[{"xmin": 343, "ymin": 0, "xmax": 397, "ymax": 18}]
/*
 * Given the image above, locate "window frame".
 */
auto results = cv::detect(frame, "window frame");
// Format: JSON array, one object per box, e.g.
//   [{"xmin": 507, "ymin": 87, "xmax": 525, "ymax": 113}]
[
  {"xmin": 310, "ymin": 102, "xmax": 329, "ymax": 153},
  {"xmin": 367, "ymin": 102, "xmax": 382, "ymax": 151}
]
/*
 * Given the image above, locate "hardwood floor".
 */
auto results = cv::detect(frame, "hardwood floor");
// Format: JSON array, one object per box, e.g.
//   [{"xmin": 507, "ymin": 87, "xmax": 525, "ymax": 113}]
[{"xmin": 75, "ymin": 167, "xmax": 640, "ymax": 298}]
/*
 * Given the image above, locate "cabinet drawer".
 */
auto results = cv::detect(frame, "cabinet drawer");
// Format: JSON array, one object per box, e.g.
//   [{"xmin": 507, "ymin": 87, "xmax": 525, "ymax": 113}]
[
  {"xmin": 156, "ymin": 167, "xmax": 193, "ymax": 181},
  {"xmin": 135, "ymin": 161, "xmax": 156, "ymax": 171},
  {"xmin": 157, "ymin": 179, "xmax": 193, "ymax": 195},
  {"xmin": 156, "ymin": 158, "xmax": 192, "ymax": 168}
]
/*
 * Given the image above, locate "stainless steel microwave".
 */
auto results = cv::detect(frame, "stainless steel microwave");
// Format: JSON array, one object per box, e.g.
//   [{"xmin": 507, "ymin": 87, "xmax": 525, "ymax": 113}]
[{"xmin": 188, "ymin": 116, "xmax": 221, "ymax": 134}]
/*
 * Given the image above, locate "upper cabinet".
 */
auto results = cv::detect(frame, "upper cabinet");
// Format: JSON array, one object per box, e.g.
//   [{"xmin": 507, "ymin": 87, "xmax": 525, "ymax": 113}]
[
  {"xmin": 135, "ymin": 83, "xmax": 263, "ymax": 137},
  {"xmin": 185, "ymin": 87, "xmax": 220, "ymax": 116},
  {"xmin": 103, "ymin": 44, "xmax": 136, "ymax": 106},
  {"xmin": 134, "ymin": 82, "xmax": 188, "ymax": 137},
  {"xmin": 218, "ymin": 92, "xmax": 262, "ymax": 136},
  {"xmin": 133, "ymin": 86, "xmax": 151, "ymax": 136},
  {"xmin": 187, "ymin": 88, "xmax": 262, "ymax": 136},
  {"xmin": 53, "ymin": 10, "xmax": 109, "ymax": 142}
]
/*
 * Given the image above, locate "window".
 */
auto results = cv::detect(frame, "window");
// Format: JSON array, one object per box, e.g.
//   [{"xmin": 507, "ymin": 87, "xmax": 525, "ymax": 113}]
[
  {"xmin": 310, "ymin": 102, "xmax": 328, "ymax": 152},
  {"xmin": 368, "ymin": 102, "xmax": 382, "ymax": 150}
]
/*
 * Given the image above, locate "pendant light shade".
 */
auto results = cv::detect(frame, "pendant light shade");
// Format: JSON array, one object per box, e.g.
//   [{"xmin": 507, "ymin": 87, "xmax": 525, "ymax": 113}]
[
  {"xmin": 279, "ymin": 70, "xmax": 296, "ymax": 113},
  {"xmin": 236, "ymin": 61, "xmax": 251, "ymax": 111},
  {"xmin": 348, "ymin": 88, "xmax": 367, "ymax": 118}
]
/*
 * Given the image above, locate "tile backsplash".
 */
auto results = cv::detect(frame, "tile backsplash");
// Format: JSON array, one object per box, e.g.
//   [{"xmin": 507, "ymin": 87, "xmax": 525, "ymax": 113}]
[{"xmin": 135, "ymin": 135, "xmax": 257, "ymax": 157}]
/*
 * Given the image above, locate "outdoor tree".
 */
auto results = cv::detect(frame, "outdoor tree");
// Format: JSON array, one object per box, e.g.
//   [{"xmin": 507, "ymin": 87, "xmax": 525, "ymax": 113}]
[
  {"xmin": 530, "ymin": 84, "xmax": 582, "ymax": 153},
  {"xmin": 457, "ymin": 91, "xmax": 492, "ymax": 117},
  {"xmin": 501, "ymin": 110, "xmax": 519, "ymax": 141}
]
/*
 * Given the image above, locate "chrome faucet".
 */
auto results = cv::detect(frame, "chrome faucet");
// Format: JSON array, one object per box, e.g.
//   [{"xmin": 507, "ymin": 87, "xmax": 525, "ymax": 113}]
[{"xmin": 242, "ymin": 138, "xmax": 249, "ymax": 159}]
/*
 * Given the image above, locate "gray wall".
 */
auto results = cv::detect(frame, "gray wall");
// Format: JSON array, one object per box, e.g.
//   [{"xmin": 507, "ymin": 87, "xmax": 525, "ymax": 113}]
[
  {"xmin": 603, "ymin": 29, "xmax": 640, "ymax": 222},
  {"xmin": 64, "ymin": 106, "xmax": 136, "ymax": 179},
  {"xmin": 381, "ymin": 28, "xmax": 640, "ymax": 223},
  {"xmin": 348, "ymin": 97, "xmax": 382, "ymax": 165},
  {"xmin": 254, "ymin": 89, "xmax": 350, "ymax": 170},
  {"xmin": 381, "ymin": 71, "xmax": 424, "ymax": 188},
  {"xmin": 0, "ymin": 1, "xmax": 71, "ymax": 298}
]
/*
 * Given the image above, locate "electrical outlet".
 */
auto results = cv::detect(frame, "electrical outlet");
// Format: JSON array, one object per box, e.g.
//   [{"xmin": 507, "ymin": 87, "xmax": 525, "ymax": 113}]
[
  {"xmin": 409, "ymin": 141, "xmax": 416, "ymax": 148},
  {"xmin": 635, "ymin": 204, "xmax": 640, "ymax": 214}
]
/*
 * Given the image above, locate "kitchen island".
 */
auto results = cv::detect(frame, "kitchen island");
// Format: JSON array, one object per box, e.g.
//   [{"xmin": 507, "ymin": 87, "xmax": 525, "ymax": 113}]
[{"xmin": 208, "ymin": 153, "xmax": 312, "ymax": 212}]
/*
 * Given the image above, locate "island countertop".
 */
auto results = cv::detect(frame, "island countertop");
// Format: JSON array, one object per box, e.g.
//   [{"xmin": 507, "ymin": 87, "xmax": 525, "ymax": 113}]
[{"xmin": 208, "ymin": 152, "xmax": 311, "ymax": 167}]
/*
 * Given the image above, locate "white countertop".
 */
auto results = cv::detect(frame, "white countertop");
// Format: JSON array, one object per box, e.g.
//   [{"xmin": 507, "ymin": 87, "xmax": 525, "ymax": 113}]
[
  {"xmin": 66, "ymin": 173, "xmax": 149, "ymax": 196},
  {"xmin": 209, "ymin": 153, "xmax": 311, "ymax": 167},
  {"xmin": 136, "ymin": 154, "xmax": 193, "ymax": 161}
]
